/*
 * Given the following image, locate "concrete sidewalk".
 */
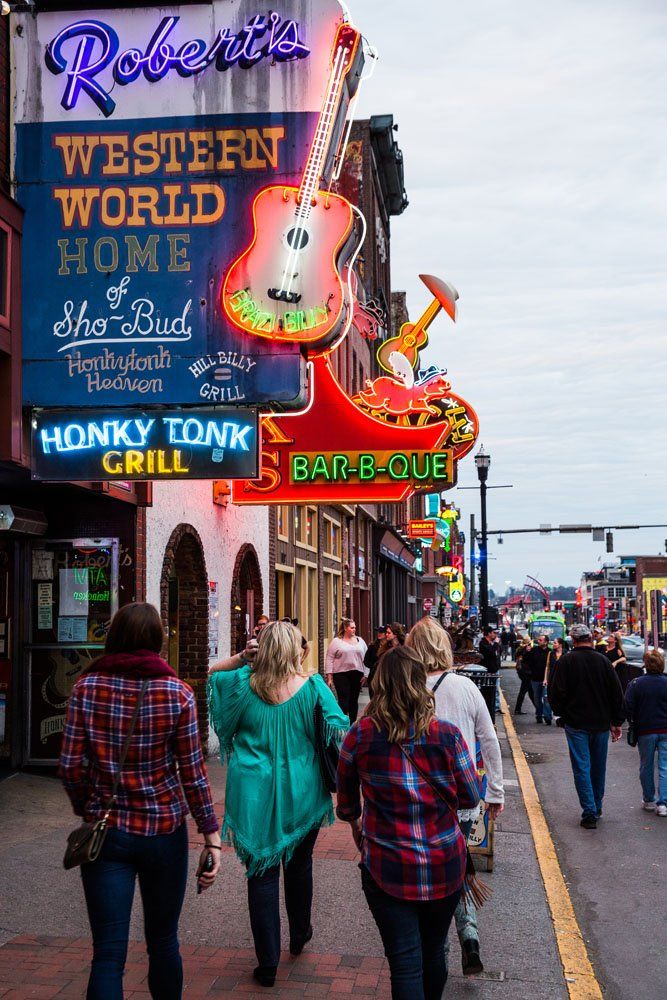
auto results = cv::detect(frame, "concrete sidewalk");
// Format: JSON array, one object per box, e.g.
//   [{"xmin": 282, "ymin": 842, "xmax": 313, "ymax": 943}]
[{"xmin": 0, "ymin": 691, "xmax": 567, "ymax": 998}]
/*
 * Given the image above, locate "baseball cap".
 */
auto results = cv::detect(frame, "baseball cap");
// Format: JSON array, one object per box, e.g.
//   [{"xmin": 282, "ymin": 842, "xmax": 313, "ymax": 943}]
[{"xmin": 570, "ymin": 624, "xmax": 592, "ymax": 640}]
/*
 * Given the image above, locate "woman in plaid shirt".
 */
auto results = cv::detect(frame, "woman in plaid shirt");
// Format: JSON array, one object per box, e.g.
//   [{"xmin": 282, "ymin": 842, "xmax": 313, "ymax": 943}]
[
  {"xmin": 336, "ymin": 646, "xmax": 480, "ymax": 1000},
  {"xmin": 60, "ymin": 603, "xmax": 220, "ymax": 999}
]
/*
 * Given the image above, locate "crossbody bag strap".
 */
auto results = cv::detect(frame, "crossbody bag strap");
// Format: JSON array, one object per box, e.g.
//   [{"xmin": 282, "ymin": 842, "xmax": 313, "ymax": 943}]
[
  {"xmin": 431, "ymin": 671, "xmax": 450, "ymax": 695},
  {"xmin": 103, "ymin": 678, "xmax": 150, "ymax": 819}
]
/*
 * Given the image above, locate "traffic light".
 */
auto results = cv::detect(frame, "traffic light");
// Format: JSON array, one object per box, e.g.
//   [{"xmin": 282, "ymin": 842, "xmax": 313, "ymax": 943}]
[
  {"xmin": 606, "ymin": 531, "xmax": 614, "ymax": 553},
  {"xmin": 554, "ymin": 601, "xmax": 563, "ymax": 612}
]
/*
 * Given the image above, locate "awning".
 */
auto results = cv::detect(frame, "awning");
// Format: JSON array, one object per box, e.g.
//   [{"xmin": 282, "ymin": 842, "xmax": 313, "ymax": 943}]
[
  {"xmin": 378, "ymin": 530, "xmax": 416, "ymax": 570},
  {"xmin": 0, "ymin": 505, "xmax": 47, "ymax": 535}
]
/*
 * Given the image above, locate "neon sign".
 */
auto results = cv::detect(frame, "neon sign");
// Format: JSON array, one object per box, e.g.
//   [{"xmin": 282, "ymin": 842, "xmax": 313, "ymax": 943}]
[
  {"xmin": 408, "ymin": 520, "xmax": 438, "ymax": 540},
  {"xmin": 32, "ymin": 407, "xmax": 258, "ymax": 482},
  {"xmin": 45, "ymin": 13, "xmax": 310, "ymax": 117},
  {"xmin": 227, "ymin": 289, "xmax": 328, "ymax": 336},
  {"xmin": 290, "ymin": 451, "xmax": 453, "ymax": 486}
]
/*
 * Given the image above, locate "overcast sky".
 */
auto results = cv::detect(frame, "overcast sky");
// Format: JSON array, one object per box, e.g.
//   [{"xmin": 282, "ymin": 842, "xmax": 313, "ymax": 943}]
[{"xmin": 354, "ymin": 0, "xmax": 667, "ymax": 591}]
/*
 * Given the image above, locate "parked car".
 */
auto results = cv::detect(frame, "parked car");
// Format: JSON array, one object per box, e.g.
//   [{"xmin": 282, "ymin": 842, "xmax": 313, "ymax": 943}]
[{"xmin": 621, "ymin": 635, "xmax": 646, "ymax": 665}]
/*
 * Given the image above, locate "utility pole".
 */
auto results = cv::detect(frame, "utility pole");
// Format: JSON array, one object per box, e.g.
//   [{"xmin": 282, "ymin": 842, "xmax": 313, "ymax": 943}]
[
  {"xmin": 474, "ymin": 448, "xmax": 491, "ymax": 626},
  {"xmin": 469, "ymin": 513, "xmax": 476, "ymax": 606}
]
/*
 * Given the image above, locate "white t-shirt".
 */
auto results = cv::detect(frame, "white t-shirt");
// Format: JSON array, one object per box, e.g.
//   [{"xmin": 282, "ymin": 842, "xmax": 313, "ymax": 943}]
[{"xmin": 426, "ymin": 671, "xmax": 504, "ymax": 818}]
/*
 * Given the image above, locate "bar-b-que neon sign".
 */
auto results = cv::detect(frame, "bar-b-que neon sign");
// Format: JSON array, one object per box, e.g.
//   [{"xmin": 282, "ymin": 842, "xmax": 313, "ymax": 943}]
[{"xmin": 45, "ymin": 13, "xmax": 310, "ymax": 117}]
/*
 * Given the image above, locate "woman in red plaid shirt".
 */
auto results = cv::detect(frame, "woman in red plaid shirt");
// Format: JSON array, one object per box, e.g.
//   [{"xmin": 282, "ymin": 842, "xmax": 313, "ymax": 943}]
[
  {"xmin": 336, "ymin": 646, "xmax": 480, "ymax": 1000},
  {"xmin": 60, "ymin": 603, "xmax": 221, "ymax": 1000}
]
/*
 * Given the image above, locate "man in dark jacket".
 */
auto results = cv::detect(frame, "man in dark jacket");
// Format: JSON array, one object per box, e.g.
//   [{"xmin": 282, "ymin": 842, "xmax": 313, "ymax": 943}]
[
  {"xmin": 524, "ymin": 634, "xmax": 553, "ymax": 725},
  {"xmin": 479, "ymin": 627, "xmax": 501, "ymax": 672},
  {"xmin": 548, "ymin": 623, "xmax": 624, "ymax": 829}
]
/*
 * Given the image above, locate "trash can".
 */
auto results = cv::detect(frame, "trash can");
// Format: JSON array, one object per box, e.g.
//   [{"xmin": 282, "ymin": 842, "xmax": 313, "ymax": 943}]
[{"xmin": 457, "ymin": 668, "xmax": 498, "ymax": 723}]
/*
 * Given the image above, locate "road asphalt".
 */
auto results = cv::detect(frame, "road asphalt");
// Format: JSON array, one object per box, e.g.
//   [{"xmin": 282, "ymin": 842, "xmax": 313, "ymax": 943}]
[{"xmin": 503, "ymin": 666, "xmax": 665, "ymax": 1000}]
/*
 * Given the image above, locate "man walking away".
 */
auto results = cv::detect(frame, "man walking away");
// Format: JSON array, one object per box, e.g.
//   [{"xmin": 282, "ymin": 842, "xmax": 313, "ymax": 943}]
[
  {"xmin": 524, "ymin": 635, "xmax": 553, "ymax": 724},
  {"xmin": 549, "ymin": 624, "xmax": 624, "ymax": 829},
  {"xmin": 479, "ymin": 626, "xmax": 502, "ymax": 714}
]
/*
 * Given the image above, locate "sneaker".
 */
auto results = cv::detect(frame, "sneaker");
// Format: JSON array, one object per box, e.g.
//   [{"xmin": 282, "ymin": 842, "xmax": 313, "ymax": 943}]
[
  {"xmin": 642, "ymin": 801, "xmax": 656, "ymax": 811},
  {"xmin": 580, "ymin": 816, "xmax": 597, "ymax": 830},
  {"xmin": 536, "ymin": 718, "xmax": 543, "ymax": 724},
  {"xmin": 657, "ymin": 805, "xmax": 667, "ymax": 817},
  {"xmin": 461, "ymin": 939, "xmax": 484, "ymax": 976},
  {"xmin": 544, "ymin": 719, "xmax": 552, "ymax": 726},
  {"xmin": 514, "ymin": 709, "xmax": 525, "ymax": 715}
]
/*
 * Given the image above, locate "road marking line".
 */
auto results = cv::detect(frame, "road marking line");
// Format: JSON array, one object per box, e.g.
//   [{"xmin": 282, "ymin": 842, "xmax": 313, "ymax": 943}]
[{"xmin": 500, "ymin": 690, "xmax": 603, "ymax": 1000}]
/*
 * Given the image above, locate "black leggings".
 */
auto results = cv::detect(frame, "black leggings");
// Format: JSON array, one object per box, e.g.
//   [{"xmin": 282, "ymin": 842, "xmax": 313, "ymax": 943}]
[
  {"xmin": 332, "ymin": 670, "xmax": 363, "ymax": 723},
  {"xmin": 515, "ymin": 675, "xmax": 535, "ymax": 712},
  {"xmin": 247, "ymin": 828, "xmax": 319, "ymax": 970}
]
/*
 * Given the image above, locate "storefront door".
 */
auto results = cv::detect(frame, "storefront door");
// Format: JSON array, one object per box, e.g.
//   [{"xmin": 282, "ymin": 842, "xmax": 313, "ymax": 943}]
[{"xmin": 26, "ymin": 538, "xmax": 119, "ymax": 764}]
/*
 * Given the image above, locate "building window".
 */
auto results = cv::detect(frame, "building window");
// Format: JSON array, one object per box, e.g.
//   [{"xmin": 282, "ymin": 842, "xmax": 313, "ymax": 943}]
[
  {"xmin": 276, "ymin": 567, "xmax": 294, "ymax": 619},
  {"xmin": 277, "ymin": 505, "xmax": 289, "ymax": 541},
  {"xmin": 323, "ymin": 569, "xmax": 342, "ymax": 651},
  {"xmin": 296, "ymin": 561, "xmax": 318, "ymax": 671},
  {"xmin": 295, "ymin": 506, "xmax": 317, "ymax": 549},
  {"xmin": 323, "ymin": 516, "xmax": 342, "ymax": 560}
]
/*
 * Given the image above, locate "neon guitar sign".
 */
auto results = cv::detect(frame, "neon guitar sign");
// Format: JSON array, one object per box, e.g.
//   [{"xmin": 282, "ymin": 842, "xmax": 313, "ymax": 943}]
[{"xmin": 222, "ymin": 22, "xmax": 363, "ymax": 352}]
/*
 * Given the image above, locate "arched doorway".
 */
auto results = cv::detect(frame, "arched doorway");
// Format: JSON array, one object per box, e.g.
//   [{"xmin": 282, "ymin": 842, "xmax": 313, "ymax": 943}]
[
  {"xmin": 160, "ymin": 525, "xmax": 209, "ymax": 743},
  {"xmin": 230, "ymin": 544, "xmax": 264, "ymax": 654}
]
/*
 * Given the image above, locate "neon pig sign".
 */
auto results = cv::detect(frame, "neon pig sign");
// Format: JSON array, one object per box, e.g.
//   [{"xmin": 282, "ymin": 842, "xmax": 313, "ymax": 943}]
[{"xmin": 45, "ymin": 13, "xmax": 310, "ymax": 117}]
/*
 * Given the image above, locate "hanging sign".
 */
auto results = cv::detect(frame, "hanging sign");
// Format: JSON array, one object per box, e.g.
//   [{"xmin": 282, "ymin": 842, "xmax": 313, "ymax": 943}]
[
  {"xmin": 13, "ymin": 1, "xmax": 359, "ymax": 410},
  {"xmin": 31, "ymin": 407, "xmax": 258, "ymax": 482},
  {"xmin": 408, "ymin": 521, "xmax": 437, "ymax": 540},
  {"xmin": 231, "ymin": 274, "xmax": 479, "ymax": 505}
]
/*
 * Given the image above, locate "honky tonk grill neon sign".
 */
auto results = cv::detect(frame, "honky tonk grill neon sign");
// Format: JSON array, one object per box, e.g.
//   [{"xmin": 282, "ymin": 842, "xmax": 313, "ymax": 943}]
[{"xmin": 45, "ymin": 13, "xmax": 310, "ymax": 117}]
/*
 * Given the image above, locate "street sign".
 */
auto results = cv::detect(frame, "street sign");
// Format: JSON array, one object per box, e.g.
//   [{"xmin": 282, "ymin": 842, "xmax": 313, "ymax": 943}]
[{"xmin": 423, "ymin": 598, "xmax": 434, "ymax": 613}]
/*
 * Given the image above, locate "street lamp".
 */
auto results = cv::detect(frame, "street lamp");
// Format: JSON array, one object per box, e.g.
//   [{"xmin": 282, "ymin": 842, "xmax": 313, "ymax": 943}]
[{"xmin": 475, "ymin": 446, "xmax": 491, "ymax": 626}]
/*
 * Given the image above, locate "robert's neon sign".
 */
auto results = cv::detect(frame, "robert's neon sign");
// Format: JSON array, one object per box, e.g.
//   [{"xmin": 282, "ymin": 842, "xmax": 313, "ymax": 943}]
[{"xmin": 45, "ymin": 13, "xmax": 311, "ymax": 117}]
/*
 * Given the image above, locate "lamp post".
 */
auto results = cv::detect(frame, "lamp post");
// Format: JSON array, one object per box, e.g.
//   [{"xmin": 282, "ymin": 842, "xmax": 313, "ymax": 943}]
[{"xmin": 475, "ymin": 446, "xmax": 491, "ymax": 626}]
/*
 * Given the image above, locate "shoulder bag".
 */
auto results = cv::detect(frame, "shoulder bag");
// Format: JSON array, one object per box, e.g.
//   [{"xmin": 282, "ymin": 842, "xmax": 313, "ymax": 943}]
[
  {"xmin": 63, "ymin": 678, "xmax": 149, "ymax": 870},
  {"xmin": 398, "ymin": 741, "xmax": 492, "ymax": 910},
  {"xmin": 314, "ymin": 699, "xmax": 339, "ymax": 793}
]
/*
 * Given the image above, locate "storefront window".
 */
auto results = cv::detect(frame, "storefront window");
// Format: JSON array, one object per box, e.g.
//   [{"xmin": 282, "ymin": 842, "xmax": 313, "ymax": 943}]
[
  {"xmin": 295, "ymin": 507, "xmax": 317, "ymax": 549},
  {"xmin": 28, "ymin": 538, "xmax": 119, "ymax": 762}
]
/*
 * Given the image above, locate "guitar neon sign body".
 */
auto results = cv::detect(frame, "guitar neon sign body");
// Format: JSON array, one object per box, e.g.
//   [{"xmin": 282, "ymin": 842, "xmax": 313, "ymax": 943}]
[{"xmin": 222, "ymin": 23, "xmax": 361, "ymax": 352}]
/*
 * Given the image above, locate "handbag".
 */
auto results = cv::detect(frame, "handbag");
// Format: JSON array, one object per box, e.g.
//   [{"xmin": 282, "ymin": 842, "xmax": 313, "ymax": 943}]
[
  {"xmin": 626, "ymin": 718, "xmax": 638, "ymax": 748},
  {"xmin": 63, "ymin": 678, "xmax": 149, "ymax": 870},
  {"xmin": 314, "ymin": 699, "xmax": 339, "ymax": 794},
  {"xmin": 398, "ymin": 742, "xmax": 492, "ymax": 910}
]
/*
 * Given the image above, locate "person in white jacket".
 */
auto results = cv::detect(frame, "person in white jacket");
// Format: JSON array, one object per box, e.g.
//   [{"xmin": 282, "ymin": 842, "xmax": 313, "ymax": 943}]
[{"xmin": 407, "ymin": 616, "xmax": 504, "ymax": 978}]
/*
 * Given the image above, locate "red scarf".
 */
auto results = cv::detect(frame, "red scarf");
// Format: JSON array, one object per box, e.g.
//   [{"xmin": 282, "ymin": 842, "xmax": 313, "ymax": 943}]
[{"xmin": 87, "ymin": 650, "xmax": 177, "ymax": 679}]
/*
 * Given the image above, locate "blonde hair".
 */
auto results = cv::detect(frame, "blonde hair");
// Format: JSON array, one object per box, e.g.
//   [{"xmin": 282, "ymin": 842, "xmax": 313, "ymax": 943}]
[
  {"xmin": 366, "ymin": 647, "xmax": 435, "ymax": 742},
  {"xmin": 250, "ymin": 621, "xmax": 303, "ymax": 704},
  {"xmin": 644, "ymin": 649, "xmax": 665, "ymax": 675},
  {"xmin": 337, "ymin": 618, "xmax": 355, "ymax": 638},
  {"xmin": 406, "ymin": 617, "xmax": 453, "ymax": 673}
]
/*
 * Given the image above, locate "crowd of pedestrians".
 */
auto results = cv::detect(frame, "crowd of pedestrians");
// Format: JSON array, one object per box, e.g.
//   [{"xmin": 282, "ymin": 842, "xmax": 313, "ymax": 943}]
[{"xmin": 57, "ymin": 601, "xmax": 665, "ymax": 999}]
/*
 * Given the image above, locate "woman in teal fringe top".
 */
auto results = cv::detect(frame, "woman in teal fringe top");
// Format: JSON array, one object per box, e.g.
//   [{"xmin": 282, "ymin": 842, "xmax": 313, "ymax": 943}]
[{"xmin": 208, "ymin": 620, "xmax": 349, "ymax": 987}]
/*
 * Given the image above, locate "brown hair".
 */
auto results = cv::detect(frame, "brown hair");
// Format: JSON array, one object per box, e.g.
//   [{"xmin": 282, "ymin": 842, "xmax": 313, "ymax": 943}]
[
  {"xmin": 104, "ymin": 602, "xmax": 164, "ymax": 655},
  {"xmin": 406, "ymin": 617, "xmax": 453, "ymax": 673},
  {"xmin": 366, "ymin": 646, "xmax": 435, "ymax": 742},
  {"xmin": 644, "ymin": 649, "xmax": 665, "ymax": 675},
  {"xmin": 386, "ymin": 622, "xmax": 406, "ymax": 645}
]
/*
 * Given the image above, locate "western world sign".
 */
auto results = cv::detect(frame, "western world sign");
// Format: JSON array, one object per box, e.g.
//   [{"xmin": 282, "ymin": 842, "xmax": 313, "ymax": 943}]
[
  {"xmin": 13, "ymin": 1, "xmax": 354, "ymax": 409},
  {"xmin": 31, "ymin": 407, "xmax": 258, "ymax": 482}
]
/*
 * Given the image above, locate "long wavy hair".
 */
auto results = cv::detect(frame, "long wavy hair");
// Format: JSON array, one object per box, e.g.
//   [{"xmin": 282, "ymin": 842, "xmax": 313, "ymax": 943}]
[
  {"xmin": 366, "ymin": 646, "xmax": 435, "ymax": 742},
  {"xmin": 406, "ymin": 617, "xmax": 453, "ymax": 673},
  {"xmin": 250, "ymin": 621, "xmax": 304, "ymax": 704}
]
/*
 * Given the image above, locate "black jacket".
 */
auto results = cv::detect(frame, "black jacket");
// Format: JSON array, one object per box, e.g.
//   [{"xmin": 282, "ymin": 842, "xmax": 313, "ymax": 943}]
[
  {"xmin": 524, "ymin": 646, "xmax": 549, "ymax": 682},
  {"xmin": 548, "ymin": 646, "xmax": 624, "ymax": 731},
  {"xmin": 479, "ymin": 638, "xmax": 501, "ymax": 672}
]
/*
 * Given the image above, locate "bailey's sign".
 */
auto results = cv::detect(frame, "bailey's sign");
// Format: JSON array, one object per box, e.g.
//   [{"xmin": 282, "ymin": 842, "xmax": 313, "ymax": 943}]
[{"xmin": 32, "ymin": 407, "xmax": 258, "ymax": 482}]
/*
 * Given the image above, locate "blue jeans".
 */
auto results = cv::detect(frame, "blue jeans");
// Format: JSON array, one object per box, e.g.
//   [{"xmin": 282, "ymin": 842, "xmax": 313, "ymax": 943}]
[
  {"xmin": 80, "ymin": 823, "xmax": 188, "ymax": 1000},
  {"xmin": 565, "ymin": 727, "xmax": 609, "ymax": 820},
  {"xmin": 247, "ymin": 828, "xmax": 319, "ymax": 970},
  {"xmin": 362, "ymin": 866, "xmax": 461, "ymax": 1000},
  {"xmin": 638, "ymin": 734, "xmax": 667, "ymax": 806},
  {"xmin": 531, "ymin": 681, "xmax": 553, "ymax": 722}
]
